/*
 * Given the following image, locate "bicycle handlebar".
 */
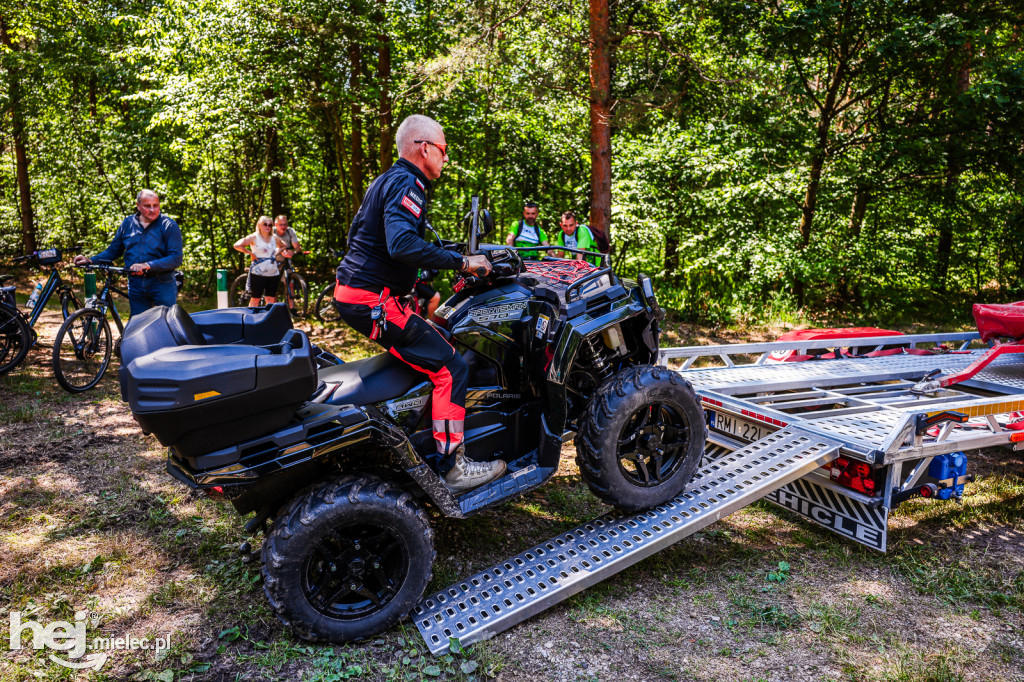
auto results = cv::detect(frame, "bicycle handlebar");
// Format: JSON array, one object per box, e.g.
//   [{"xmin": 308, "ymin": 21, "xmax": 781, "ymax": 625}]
[
  {"xmin": 13, "ymin": 246, "xmax": 82, "ymax": 264},
  {"xmin": 75, "ymin": 263, "xmax": 131, "ymax": 276}
]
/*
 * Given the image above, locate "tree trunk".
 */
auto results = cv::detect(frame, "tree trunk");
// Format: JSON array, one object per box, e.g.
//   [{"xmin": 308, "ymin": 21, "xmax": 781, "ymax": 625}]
[
  {"xmin": 588, "ymin": 0, "xmax": 612, "ymax": 251},
  {"xmin": 847, "ymin": 186, "xmax": 871, "ymax": 238},
  {"xmin": 376, "ymin": 0, "xmax": 393, "ymax": 172},
  {"xmin": 935, "ymin": 47, "xmax": 972, "ymax": 293},
  {"xmin": 1, "ymin": 16, "xmax": 36, "ymax": 253},
  {"xmin": 268, "ymin": 126, "xmax": 284, "ymax": 217},
  {"xmin": 349, "ymin": 42, "xmax": 365, "ymax": 215},
  {"xmin": 665, "ymin": 234, "xmax": 679, "ymax": 282}
]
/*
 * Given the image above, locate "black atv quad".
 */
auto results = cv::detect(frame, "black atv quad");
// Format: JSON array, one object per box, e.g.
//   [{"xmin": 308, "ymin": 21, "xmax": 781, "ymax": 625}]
[{"xmin": 118, "ymin": 200, "xmax": 705, "ymax": 643}]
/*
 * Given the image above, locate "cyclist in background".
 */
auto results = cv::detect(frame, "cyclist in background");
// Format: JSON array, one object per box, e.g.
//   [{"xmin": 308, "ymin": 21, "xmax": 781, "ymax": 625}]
[
  {"xmin": 73, "ymin": 189, "xmax": 182, "ymax": 316},
  {"xmin": 274, "ymin": 215, "xmax": 301, "ymax": 263},
  {"xmin": 554, "ymin": 211, "xmax": 600, "ymax": 265},
  {"xmin": 505, "ymin": 201, "xmax": 549, "ymax": 258},
  {"xmin": 234, "ymin": 216, "xmax": 288, "ymax": 307},
  {"xmin": 415, "ymin": 270, "xmax": 441, "ymax": 318}
]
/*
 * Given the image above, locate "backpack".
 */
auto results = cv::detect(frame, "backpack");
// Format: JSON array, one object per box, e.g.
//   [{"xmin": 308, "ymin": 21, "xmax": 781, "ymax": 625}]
[{"xmin": 588, "ymin": 224, "xmax": 610, "ymax": 254}]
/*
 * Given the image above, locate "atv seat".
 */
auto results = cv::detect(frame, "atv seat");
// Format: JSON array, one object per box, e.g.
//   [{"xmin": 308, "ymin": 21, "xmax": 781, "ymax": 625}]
[
  {"xmin": 317, "ymin": 353, "xmax": 424, "ymax": 406},
  {"xmin": 121, "ymin": 303, "xmax": 294, "ymax": 364}
]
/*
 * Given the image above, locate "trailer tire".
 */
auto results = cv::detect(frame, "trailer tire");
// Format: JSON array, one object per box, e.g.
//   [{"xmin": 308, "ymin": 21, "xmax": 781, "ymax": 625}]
[
  {"xmin": 262, "ymin": 474, "xmax": 434, "ymax": 643},
  {"xmin": 576, "ymin": 364, "xmax": 705, "ymax": 511}
]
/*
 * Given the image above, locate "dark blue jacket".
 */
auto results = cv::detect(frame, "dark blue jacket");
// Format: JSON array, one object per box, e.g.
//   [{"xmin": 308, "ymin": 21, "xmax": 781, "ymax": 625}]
[
  {"xmin": 337, "ymin": 159, "xmax": 462, "ymax": 294},
  {"xmin": 93, "ymin": 213, "xmax": 183, "ymax": 282}
]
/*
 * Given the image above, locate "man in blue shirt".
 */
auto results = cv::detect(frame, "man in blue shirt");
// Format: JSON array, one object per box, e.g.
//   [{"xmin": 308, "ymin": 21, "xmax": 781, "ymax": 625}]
[{"xmin": 74, "ymin": 190, "xmax": 183, "ymax": 316}]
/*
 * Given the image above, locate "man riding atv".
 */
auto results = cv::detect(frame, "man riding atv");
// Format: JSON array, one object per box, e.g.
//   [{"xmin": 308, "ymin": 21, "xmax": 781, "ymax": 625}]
[{"xmin": 332, "ymin": 114, "xmax": 505, "ymax": 493}]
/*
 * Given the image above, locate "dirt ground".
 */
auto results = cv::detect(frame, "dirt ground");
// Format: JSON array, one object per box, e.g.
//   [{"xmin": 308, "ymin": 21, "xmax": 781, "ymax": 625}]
[{"xmin": 1, "ymin": 306, "xmax": 1022, "ymax": 682}]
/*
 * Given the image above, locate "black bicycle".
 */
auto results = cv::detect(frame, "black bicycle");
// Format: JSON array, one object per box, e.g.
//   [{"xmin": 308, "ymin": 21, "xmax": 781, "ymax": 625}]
[
  {"xmin": 229, "ymin": 253, "xmax": 309, "ymax": 317},
  {"xmin": 52, "ymin": 264, "xmax": 129, "ymax": 393},
  {"xmin": 0, "ymin": 276, "xmax": 31, "ymax": 375},
  {"xmin": 312, "ymin": 249, "xmax": 345, "ymax": 323},
  {"xmin": 0, "ymin": 247, "xmax": 83, "ymax": 375}
]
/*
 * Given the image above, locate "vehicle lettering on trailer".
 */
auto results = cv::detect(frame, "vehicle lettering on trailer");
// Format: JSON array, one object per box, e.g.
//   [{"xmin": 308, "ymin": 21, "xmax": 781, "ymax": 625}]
[
  {"xmin": 470, "ymin": 302, "xmax": 526, "ymax": 324},
  {"xmin": 710, "ymin": 411, "xmax": 773, "ymax": 442},
  {"xmin": 766, "ymin": 478, "xmax": 888, "ymax": 552}
]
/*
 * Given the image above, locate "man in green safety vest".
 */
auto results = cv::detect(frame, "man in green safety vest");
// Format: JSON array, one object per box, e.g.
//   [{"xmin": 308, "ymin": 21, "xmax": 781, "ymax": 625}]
[
  {"xmin": 554, "ymin": 211, "xmax": 600, "ymax": 265},
  {"xmin": 505, "ymin": 201, "xmax": 549, "ymax": 258}
]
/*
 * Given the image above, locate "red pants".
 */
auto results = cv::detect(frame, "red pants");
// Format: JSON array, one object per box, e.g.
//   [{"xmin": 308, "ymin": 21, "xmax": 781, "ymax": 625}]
[{"xmin": 334, "ymin": 285, "xmax": 468, "ymax": 472}]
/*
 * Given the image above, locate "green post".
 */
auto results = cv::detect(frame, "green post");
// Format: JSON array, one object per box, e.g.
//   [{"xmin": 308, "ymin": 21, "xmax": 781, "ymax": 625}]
[
  {"xmin": 84, "ymin": 272, "xmax": 97, "ymax": 299},
  {"xmin": 217, "ymin": 269, "xmax": 229, "ymax": 308}
]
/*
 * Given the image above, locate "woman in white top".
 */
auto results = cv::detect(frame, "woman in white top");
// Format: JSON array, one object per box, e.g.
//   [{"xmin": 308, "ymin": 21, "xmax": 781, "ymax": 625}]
[{"xmin": 234, "ymin": 216, "xmax": 289, "ymax": 307}]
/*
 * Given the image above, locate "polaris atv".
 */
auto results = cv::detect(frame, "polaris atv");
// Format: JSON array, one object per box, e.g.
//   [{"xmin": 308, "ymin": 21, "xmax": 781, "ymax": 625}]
[{"xmin": 118, "ymin": 201, "xmax": 705, "ymax": 643}]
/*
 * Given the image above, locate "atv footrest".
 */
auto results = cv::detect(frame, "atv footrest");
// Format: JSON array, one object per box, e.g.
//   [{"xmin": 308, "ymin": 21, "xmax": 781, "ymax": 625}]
[
  {"xmin": 414, "ymin": 427, "xmax": 841, "ymax": 654},
  {"xmin": 457, "ymin": 458, "xmax": 555, "ymax": 516}
]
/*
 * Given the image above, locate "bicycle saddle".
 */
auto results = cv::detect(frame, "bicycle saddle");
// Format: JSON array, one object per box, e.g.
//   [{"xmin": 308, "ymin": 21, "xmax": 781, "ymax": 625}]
[{"xmin": 0, "ymin": 274, "xmax": 14, "ymax": 285}]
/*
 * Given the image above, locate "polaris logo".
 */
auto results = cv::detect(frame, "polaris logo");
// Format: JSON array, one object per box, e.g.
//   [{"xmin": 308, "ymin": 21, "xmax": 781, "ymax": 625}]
[
  {"xmin": 386, "ymin": 396, "xmax": 429, "ymax": 415},
  {"xmin": 481, "ymin": 392, "xmax": 521, "ymax": 399},
  {"xmin": 469, "ymin": 302, "xmax": 526, "ymax": 324}
]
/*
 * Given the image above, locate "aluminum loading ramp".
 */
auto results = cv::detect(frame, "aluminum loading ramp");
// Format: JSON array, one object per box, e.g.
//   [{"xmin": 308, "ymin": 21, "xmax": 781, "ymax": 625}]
[{"xmin": 414, "ymin": 428, "xmax": 841, "ymax": 653}]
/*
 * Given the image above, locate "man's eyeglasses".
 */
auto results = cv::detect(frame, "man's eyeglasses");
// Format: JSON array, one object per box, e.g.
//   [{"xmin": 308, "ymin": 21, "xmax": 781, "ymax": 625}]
[{"xmin": 415, "ymin": 140, "xmax": 448, "ymax": 156}]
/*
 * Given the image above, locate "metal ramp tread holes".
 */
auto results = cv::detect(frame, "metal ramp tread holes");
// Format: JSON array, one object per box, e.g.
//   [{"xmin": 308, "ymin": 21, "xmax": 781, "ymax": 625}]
[{"xmin": 414, "ymin": 427, "xmax": 842, "ymax": 654}]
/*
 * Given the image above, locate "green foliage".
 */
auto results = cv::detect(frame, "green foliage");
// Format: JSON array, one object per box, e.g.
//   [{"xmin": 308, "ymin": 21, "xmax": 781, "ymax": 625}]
[{"xmin": 2, "ymin": 0, "xmax": 1023, "ymax": 319}]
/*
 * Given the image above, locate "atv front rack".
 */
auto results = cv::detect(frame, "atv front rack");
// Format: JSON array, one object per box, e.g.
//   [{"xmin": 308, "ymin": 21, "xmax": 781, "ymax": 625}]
[{"xmin": 414, "ymin": 428, "xmax": 840, "ymax": 653}]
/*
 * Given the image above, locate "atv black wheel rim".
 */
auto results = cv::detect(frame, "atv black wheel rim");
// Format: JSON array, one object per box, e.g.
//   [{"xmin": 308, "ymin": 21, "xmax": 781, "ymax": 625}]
[
  {"xmin": 616, "ymin": 402, "xmax": 690, "ymax": 487},
  {"xmin": 302, "ymin": 523, "xmax": 407, "ymax": 620}
]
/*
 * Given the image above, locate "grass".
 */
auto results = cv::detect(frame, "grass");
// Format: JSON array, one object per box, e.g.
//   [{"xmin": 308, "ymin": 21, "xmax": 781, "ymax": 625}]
[
  {"xmin": 2, "ymin": 313, "xmax": 1023, "ymax": 681},
  {"xmin": 892, "ymin": 546, "xmax": 1024, "ymax": 611},
  {"xmin": 881, "ymin": 646, "xmax": 970, "ymax": 682}
]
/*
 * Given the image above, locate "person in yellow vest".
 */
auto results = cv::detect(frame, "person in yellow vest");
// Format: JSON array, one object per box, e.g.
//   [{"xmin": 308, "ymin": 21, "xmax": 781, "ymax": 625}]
[
  {"xmin": 554, "ymin": 211, "xmax": 600, "ymax": 265},
  {"xmin": 505, "ymin": 201, "xmax": 549, "ymax": 258}
]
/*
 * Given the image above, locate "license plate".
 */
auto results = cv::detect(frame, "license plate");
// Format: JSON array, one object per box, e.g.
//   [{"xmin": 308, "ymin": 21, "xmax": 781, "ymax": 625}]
[{"xmin": 710, "ymin": 411, "xmax": 773, "ymax": 442}]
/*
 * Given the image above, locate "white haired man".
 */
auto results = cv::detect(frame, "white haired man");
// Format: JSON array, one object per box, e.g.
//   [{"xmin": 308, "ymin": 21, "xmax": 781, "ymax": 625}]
[
  {"xmin": 332, "ymin": 114, "xmax": 505, "ymax": 493},
  {"xmin": 74, "ymin": 190, "xmax": 183, "ymax": 316}
]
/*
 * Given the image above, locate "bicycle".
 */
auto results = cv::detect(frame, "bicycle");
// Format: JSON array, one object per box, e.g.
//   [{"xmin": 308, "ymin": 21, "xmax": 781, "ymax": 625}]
[
  {"xmin": 52, "ymin": 264, "xmax": 130, "ymax": 393},
  {"xmin": 312, "ymin": 249, "xmax": 345, "ymax": 323},
  {"xmin": 0, "ymin": 276, "xmax": 31, "ymax": 375},
  {"xmin": 229, "ymin": 253, "xmax": 309, "ymax": 317},
  {"xmin": 311, "ymin": 260, "xmax": 438, "ymax": 324},
  {"xmin": 0, "ymin": 247, "xmax": 84, "ymax": 375}
]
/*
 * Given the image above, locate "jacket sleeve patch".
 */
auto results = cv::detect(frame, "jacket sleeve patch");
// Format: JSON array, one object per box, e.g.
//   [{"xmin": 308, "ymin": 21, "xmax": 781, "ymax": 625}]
[{"xmin": 401, "ymin": 194, "xmax": 423, "ymax": 218}]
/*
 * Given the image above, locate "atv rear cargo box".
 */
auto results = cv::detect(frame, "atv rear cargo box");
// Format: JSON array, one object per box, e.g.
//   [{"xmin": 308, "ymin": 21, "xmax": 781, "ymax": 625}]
[{"xmin": 121, "ymin": 328, "xmax": 317, "ymax": 458}]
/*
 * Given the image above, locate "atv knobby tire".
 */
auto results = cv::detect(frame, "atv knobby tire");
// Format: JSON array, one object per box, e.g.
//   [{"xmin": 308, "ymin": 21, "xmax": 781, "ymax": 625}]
[
  {"xmin": 262, "ymin": 475, "xmax": 434, "ymax": 642},
  {"xmin": 576, "ymin": 364, "xmax": 704, "ymax": 511}
]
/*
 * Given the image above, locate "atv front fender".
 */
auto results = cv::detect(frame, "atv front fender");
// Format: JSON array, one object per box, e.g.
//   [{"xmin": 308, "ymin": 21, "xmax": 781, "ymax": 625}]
[{"xmin": 543, "ymin": 303, "xmax": 657, "ymax": 432}]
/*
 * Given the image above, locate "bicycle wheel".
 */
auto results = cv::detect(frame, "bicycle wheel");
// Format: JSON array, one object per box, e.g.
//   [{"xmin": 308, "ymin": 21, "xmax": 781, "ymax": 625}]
[
  {"xmin": 52, "ymin": 308, "xmax": 112, "ymax": 393},
  {"xmin": 286, "ymin": 272, "xmax": 309, "ymax": 318},
  {"xmin": 229, "ymin": 273, "xmax": 256, "ymax": 307},
  {"xmin": 313, "ymin": 283, "xmax": 341, "ymax": 323},
  {"xmin": 60, "ymin": 290, "xmax": 83, "ymax": 319},
  {"xmin": 0, "ymin": 304, "xmax": 31, "ymax": 375}
]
